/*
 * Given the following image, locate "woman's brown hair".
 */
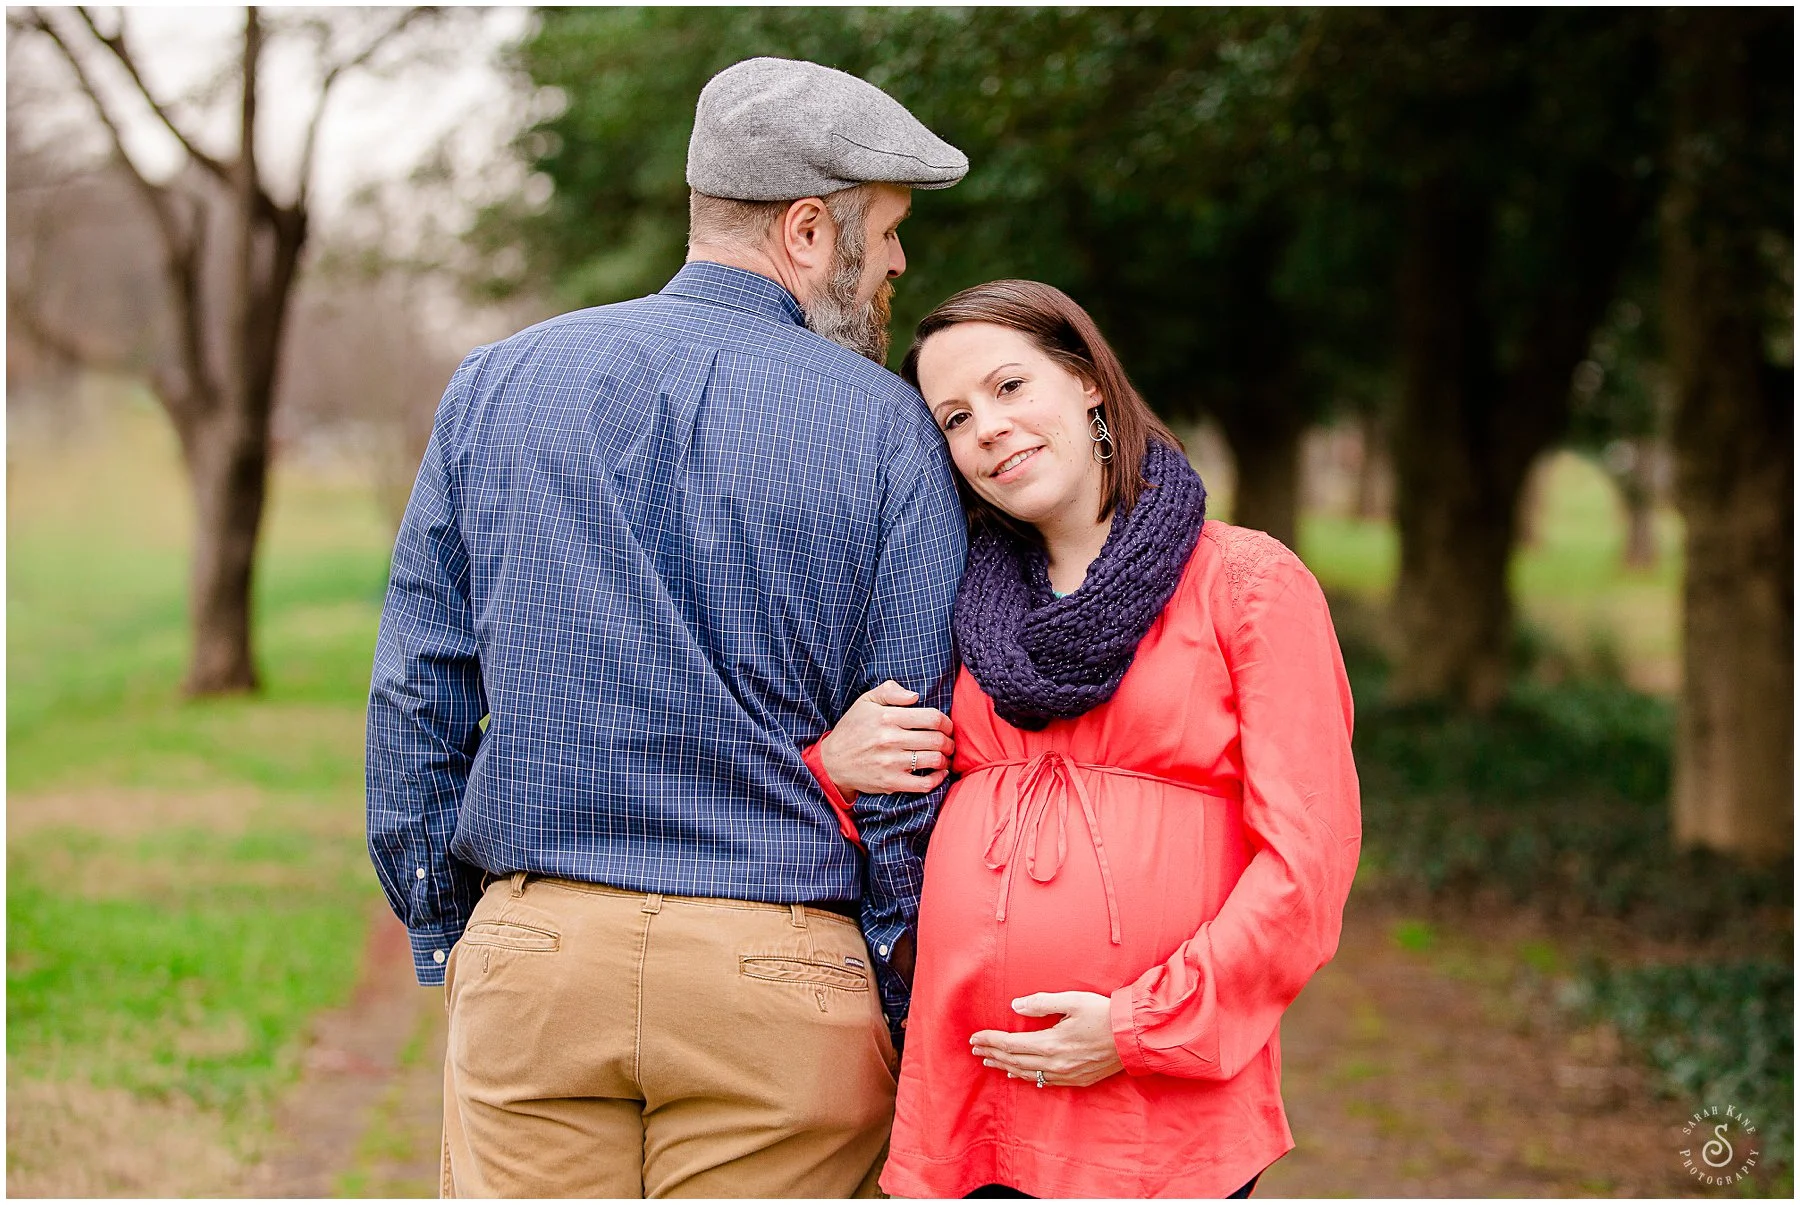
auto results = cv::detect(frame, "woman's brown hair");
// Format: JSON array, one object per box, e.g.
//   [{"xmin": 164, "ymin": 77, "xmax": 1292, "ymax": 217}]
[{"xmin": 899, "ymin": 280, "xmax": 1183, "ymax": 542}]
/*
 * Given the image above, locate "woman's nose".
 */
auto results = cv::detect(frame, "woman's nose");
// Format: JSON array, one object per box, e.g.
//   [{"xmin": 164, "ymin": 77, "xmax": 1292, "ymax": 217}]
[{"xmin": 973, "ymin": 406, "xmax": 1010, "ymax": 445}]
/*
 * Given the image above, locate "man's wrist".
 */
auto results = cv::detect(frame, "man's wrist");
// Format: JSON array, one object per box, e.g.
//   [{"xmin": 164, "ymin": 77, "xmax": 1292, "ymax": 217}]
[
  {"xmin": 815, "ymin": 729, "xmax": 859, "ymax": 807},
  {"xmin": 408, "ymin": 926, "xmax": 459, "ymax": 985}
]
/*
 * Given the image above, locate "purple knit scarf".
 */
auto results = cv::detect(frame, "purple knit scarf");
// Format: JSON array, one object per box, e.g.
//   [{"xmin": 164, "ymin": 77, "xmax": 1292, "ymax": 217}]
[{"xmin": 954, "ymin": 439, "xmax": 1208, "ymax": 731}]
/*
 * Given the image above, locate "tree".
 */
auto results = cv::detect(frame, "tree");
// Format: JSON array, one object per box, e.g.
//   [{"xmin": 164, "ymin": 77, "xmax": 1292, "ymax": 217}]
[
  {"xmin": 1659, "ymin": 8, "xmax": 1793, "ymax": 859},
  {"xmin": 1568, "ymin": 292, "xmax": 1669, "ymax": 573},
  {"xmin": 1292, "ymin": 9, "xmax": 1663, "ymax": 708},
  {"xmin": 496, "ymin": 7, "xmax": 1379, "ymax": 548},
  {"xmin": 9, "ymin": 6, "xmax": 434, "ymax": 695}
]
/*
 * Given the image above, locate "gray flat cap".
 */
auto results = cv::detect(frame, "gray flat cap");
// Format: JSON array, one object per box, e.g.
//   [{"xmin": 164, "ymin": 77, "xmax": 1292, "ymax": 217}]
[{"xmin": 688, "ymin": 57, "xmax": 968, "ymax": 201}]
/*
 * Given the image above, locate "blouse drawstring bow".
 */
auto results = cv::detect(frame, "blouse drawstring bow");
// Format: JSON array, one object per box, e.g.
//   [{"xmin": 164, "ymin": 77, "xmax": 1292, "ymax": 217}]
[{"xmin": 981, "ymin": 750, "xmax": 1123, "ymax": 945}]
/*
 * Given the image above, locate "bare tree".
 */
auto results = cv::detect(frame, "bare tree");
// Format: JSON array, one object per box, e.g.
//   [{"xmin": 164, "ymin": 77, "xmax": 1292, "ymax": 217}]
[
  {"xmin": 8, "ymin": 6, "xmax": 435, "ymax": 695},
  {"xmin": 277, "ymin": 260, "xmax": 461, "ymax": 527}
]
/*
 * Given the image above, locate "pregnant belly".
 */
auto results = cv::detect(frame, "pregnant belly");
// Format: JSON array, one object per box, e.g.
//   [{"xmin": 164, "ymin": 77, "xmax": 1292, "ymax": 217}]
[{"xmin": 914, "ymin": 763, "xmax": 1243, "ymax": 1039}]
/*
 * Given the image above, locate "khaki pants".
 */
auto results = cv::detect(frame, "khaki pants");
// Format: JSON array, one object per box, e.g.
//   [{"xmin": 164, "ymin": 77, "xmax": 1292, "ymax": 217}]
[{"xmin": 441, "ymin": 873, "xmax": 899, "ymax": 1198}]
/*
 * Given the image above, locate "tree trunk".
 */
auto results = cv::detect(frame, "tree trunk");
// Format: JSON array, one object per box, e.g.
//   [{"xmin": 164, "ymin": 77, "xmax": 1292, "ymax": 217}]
[
  {"xmin": 1389, "ymin": 158, "xmax": 1653, "ymax": 709},
  {"xmin": 19, "ymin": 6, "xmax": 415, "ymax": 700},
  {"xmin": 1389, "ymin": 449, "xmax": 1523, "ymax": 711},
  {"xmin": 1388, "ymin": 178, "xmax": 1516, "ymax": 709},
  {"xmin": 1353, "ymin": 407, "xmax": 1391, "ymax": 521},
  {"xmin": 1215, "ymin": 398, "xmax": 1304, "ymax": 550},
  {"xmin": 1617, "ymin": 438, "xmax": 1660, "ymax": 571},
  {"xmin": 1621, "ymin": 495, "xmax": 1658, "ymax": 570},
  {"xmin": 1514, "ymin": 456, "xmax": 1552, "ymax": 550},
  {"xmin": 1662, "ymin": 8, "xmax": 1794, "ymax": 859},
  {"xmin": 178, "ymin": 409, "xmax": 271, "ymax": 695},
  {"xmin": 175, "ymin": 8, "xmax": 308, "ymax": 698}
]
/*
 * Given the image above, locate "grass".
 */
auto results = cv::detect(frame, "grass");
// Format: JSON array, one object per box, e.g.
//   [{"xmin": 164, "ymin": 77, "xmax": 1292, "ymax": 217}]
[
  {"xmin": 1566, "ymin": 960, "xmax": 1793, "ymax": 1186},
  {"xmin": 1301, "ymin": 460, "xmax": 1792, "ymax": 1185},
  {"xmin": 1298, "ymin": 450, "xmax": 1684, "ymax": 695},
  {"xmin": 6, "ymin": 392, "xmax": 1784, "ymax": 1191},
  {"xmin": 6, "ymin": 383, "xmax": 395, "ymax": 1193},
  {"xmin": 333, "ymin": 1005, "xmax": 444, "ymax": 1198}
]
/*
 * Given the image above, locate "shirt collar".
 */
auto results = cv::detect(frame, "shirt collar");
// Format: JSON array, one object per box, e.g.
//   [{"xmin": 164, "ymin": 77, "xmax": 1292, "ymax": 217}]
[{"xmin": 661, "ymin": 261, "xmax": 807, "ymax": 328}]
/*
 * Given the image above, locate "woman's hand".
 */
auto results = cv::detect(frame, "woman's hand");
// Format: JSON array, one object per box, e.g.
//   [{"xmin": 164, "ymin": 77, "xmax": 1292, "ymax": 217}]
[
  {"xmin": 969, "ymin": 991, "xmax": 1125, "ymax": 1088},
  {"xmin": 818, "ymin": 680, "xmax": 955, "ymax": 800}
]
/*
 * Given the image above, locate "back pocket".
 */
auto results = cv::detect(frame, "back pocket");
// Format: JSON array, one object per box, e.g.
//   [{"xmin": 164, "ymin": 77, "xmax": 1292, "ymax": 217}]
[
  {"xmin": 461, "ymin": 918, "xmax": 559, "ymax": 952},
  {"xmin": 739, "ymin": 956, "xmax": 868, "ymax": 991}
]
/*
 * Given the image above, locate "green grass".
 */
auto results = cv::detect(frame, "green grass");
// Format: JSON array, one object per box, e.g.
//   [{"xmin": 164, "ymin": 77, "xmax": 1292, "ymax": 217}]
[
  {"xmin": 6, "ymin": 388, "xmax": 395, "ymax": 1166},
  {"xmin": 6, "ymin": 395, "xmax": 1780, "ymax": 1188},
  {"xmin": 1299, "ymin": 451, "xmax": 1683, "ymax": 695},
  {"xmin": 1567, "ymin": 960, "xmax": 1793, "ymax": 1191},
  {"xmin": 1285, "ymin": 446, "xmax": 1788, "ymax": 1182},
  {"xmin": 1318, "ymin": 554, "xmax": 1790, "ymax": 1182}
]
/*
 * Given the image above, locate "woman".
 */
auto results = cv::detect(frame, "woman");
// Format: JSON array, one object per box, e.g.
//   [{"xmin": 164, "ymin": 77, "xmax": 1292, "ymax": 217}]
[{"xmin": 809, "ymin": 281, "xmax": 1360, "ymax": 1198}]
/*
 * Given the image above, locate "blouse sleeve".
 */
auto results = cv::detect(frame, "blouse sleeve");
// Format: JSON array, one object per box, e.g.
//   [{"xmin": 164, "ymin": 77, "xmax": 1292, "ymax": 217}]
[
  {"xmin": 801, "ymin": 734, "xmax": 865, "ymax": 848},
  {"xmin": 1108, "ymin": 551, "xmax": 1361, "ymax": 1080}
]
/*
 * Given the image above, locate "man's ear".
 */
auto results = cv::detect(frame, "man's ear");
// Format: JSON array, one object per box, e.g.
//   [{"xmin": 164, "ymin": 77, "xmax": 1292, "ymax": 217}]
[{"xmin": 777, "ymin": 197, "xmax": 833, "ymax": 274}]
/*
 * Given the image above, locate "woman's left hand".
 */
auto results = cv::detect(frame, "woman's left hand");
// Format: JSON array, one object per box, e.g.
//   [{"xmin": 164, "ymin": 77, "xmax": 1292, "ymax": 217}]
[{"xmin": 969, "ymin": 991, "xmax": 1125, "ymax": 1088}]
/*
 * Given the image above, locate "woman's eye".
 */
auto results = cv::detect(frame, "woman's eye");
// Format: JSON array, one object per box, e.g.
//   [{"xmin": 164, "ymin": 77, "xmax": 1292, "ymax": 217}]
[
  {"xmin": 943, "ymin": 412, "xmax": 969, "ymax": 432},
  {"xmin": 998, "ymin": 378, "xmax": 1023, "ymax": 396}
]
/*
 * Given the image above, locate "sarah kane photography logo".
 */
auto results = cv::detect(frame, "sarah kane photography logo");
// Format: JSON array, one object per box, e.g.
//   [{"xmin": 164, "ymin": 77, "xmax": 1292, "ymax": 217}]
[{"xmin": 1678, "ymin": 1104, "xmax": 1761, "ymax": 1188}]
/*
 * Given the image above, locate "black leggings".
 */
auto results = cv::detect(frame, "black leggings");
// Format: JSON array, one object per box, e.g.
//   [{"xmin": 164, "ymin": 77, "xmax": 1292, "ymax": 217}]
[{"xmin": 966, "ymin": 1172, "xmax": 1261, "ymax": 1198}]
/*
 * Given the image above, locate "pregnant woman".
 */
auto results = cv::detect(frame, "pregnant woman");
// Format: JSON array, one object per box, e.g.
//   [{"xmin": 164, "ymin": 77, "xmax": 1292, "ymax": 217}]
[{"xmin": 813, "ymin": 280, "xmax": 1361, "ymax": 1198}]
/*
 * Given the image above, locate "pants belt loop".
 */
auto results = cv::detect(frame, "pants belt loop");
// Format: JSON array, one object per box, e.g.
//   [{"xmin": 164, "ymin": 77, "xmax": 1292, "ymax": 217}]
[
  {"xmin": 642, "ymin": 892, "xmax": 664, "ymax": 915},
  {"xmin": 789, "ymin": 903, "xmax": 808, "ymax": 929},
  {"xmin": 509, "ymin": 870, "xmax": 527, "ymax": 898}
]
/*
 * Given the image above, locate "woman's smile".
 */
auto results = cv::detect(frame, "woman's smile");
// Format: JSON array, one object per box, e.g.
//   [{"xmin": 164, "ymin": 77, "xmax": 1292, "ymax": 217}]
[
  {"xmin": 916, "ymin": 321, "xmax": 1108, "ymax": 533},
  {"xmin": 990, "ymin": 446, "xmax": 1042, "ymax": 481}
]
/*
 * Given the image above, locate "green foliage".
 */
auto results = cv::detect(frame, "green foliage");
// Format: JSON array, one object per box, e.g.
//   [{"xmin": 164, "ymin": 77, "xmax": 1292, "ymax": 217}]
[
  {"xmin": 1341, "ymin": 571, "xmax": 1790, "ymax": 1179},
  {"xmin": 1565, "ymin": 961, "xmax": 1793, "ymax": 1175},
  {"xmin": 1349, "ymin": 668, "xmax": 1789, "ymax": 940},
  {"xmin": 496, "ymin": 7, "xmax": 1388, "ymax": 431},
  {"xmin": 1390, "ymin": 919, "xmax": 1437, "ymax": 953}
]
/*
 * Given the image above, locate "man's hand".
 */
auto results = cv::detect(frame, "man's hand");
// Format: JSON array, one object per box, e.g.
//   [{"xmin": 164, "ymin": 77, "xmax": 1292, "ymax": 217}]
[
  {"xmin": 969, "ymin": 991, "xmax": 1125, "ymax": 1088},
  {"xmin": 818, "ymin": 680, "xmax": 954, "ymax": 801}
]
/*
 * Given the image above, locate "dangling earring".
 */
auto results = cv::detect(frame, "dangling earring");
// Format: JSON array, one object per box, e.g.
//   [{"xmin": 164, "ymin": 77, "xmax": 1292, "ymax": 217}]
[{"xmin": 1090, "ymin": 408, "xmax": 1115, "ymax": 462}]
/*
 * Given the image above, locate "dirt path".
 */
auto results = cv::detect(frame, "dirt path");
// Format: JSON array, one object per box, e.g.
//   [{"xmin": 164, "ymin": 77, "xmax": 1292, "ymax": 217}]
[
  {"xmin": 1260, "ymin": 895, "xmax": 1720, "ymax": 1198},
  {"xmin": 247, "ymin": 896, "xmax": 1757, "ymax": 1199},
  {"xmin": 240, "ymin": 908, "xmax": 445, "ymax": 1198}
]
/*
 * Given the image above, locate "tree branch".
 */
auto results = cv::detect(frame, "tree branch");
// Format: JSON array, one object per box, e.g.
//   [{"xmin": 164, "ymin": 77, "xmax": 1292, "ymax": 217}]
[
  {"xmin": 75, "ymin": 5, "xmax": 234, "ymax": 186},
  {"xmin": 25, "ymin": 8, "xmax": 172, "ymax": 219},
  {"xmin": 6, "ymin": 280, "xmax": 117, "ymax": 368},
  {"xmin": 295, "ymin": 7, "xmax": 435, "ymax": 210}
]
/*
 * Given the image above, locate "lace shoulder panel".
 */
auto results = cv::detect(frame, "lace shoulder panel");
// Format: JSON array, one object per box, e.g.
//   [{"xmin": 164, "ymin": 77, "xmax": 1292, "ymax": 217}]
[{"xmin": 1201, "ymin": 522, "xmax": 1300, "ymax": 617}]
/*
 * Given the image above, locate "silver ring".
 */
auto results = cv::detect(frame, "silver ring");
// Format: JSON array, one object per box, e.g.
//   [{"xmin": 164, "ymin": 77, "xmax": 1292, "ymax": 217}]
[
  {"xmin": 1035, "ymin": 1071, "xmax": 1047, "ymax": 1088},
  {"xmin": 910, "ymin": 751, "xmax": 918, "ymax": 773}
]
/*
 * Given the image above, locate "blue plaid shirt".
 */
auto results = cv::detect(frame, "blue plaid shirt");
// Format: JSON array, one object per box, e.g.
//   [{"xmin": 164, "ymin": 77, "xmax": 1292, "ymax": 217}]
[{"xmin": 367, "ymin": 262, "xmax": 965, "ymax": 1026}]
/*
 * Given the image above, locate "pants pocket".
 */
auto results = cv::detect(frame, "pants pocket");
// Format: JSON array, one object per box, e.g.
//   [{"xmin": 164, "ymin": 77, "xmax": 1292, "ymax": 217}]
[
  {"xmin": 461, "ymin": 918, "xmax": 560, "ymax": 952},
  {"xmin": 739, "ymin": 955, "xmax": 869, "ymax": 991}
]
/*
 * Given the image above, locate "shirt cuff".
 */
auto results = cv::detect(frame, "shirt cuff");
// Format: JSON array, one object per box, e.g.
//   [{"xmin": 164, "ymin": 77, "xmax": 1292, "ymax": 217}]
[
  {"xmin": 864, "ymin": 914, "xmax": 912, "ymax": 1030},
  {"xmin": 1110, "ymin": 983, "xmax": 1153, "ymax": 1077},
  {"xmin": 801, "ymin": 733, "xmax": 864, "ymax": 847},
  {"xmin": 409, "ymin": 926, "xmax": 458, "ymax": 985}
]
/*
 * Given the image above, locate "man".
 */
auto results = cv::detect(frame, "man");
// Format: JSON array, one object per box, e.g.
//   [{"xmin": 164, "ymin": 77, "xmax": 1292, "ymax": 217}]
[{"xmin": 366, "ymin": 57, "xmax": 968, "ymax": 1197}]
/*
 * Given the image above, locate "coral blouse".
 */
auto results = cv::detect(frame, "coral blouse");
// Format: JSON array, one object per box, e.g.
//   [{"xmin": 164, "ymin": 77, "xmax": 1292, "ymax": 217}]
[{"xmin": 826, "ymin": 522, "xmax": 1362, "ymax": 1198}]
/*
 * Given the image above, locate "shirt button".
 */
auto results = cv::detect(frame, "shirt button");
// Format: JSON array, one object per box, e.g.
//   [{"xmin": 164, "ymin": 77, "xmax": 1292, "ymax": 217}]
[
  {"xmin": 415, "ymin": 867, "xmax": 426, "ymax": 880},
  {"xmin": 878, "ymin": 944, "xmax": 890, "ymax": 957},
  {"xmin": 433, "ymin": 949, "xmax": 446, "ymax": 964}
]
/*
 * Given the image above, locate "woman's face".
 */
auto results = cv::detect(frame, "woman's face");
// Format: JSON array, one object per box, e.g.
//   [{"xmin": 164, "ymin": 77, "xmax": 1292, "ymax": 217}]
[{"xmin": 915, "ymin": 322, "xmax": 1105, "ymax": 531}]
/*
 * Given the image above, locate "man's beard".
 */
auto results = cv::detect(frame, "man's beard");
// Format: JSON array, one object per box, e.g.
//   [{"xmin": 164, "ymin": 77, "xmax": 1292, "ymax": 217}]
[{"xmin": 803, "ymin": 233, "xmax": 893, "ymax": 364}]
